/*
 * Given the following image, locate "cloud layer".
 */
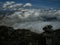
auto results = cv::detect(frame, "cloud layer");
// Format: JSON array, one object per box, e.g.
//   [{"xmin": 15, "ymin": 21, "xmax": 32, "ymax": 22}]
[
  {"xmin": 2, "ymin": 1, "xmax": 32, "ymax": 10},
  {"xmin": 0, "ymin": 1, "xmax": 60, "ymax": 33}
]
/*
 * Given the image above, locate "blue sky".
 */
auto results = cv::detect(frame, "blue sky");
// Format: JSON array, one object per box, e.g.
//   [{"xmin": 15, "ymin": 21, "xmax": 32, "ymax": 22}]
[{"xmin": 0, "ymin": 0, "xmax": 60, "ymax": 9}]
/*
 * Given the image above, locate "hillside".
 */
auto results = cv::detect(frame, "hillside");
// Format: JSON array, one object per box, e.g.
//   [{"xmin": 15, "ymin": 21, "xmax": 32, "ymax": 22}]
[
  {"xmin": 0, "ymin": 25, "xmax": 60, "ymax": 45},
  {"xmin": 0, "ymin": 25, "xmax": 45, "ymax": 45}
]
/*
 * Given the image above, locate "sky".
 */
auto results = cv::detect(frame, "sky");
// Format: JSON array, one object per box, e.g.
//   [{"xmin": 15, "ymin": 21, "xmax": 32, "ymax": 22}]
[{"xmin": 0, "ymin": 0, "xmax": 60, "ymax": 9}]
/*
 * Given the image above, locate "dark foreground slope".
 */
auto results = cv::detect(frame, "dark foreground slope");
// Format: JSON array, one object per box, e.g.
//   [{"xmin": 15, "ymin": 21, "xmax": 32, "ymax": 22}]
[
  {"xmin": 53, "ymin": 29, "xmax": 60, "ymax": 45},
  {"xmin": 0, "ymin": 26, "xmax": 45, "ymax": 45},
  {"xmin": 0, "ymin": 25, "xmax": 60, "ymax": 45}
]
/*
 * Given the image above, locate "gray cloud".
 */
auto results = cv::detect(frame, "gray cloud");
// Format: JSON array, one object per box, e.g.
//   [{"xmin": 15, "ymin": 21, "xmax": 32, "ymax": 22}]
[{"xmin": 0, "ymin": 1, "xmax": 60, "ymax": 33}]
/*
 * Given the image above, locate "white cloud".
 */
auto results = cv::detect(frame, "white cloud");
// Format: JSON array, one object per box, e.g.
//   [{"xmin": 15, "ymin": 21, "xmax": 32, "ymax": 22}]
[
  {"xmin": 1, "ymin": 8, "xmax": 60, "ymax": 22},
  {"xmin": 8, "ymin": 3, "xmax": 23, "ymax": 10},
  {"xmin": 3, "ymin": 1, "xmax": 15, "ymax": 8},
  {"xmin": 9, "ymin": 3, "xmax": 23, "ymax": 8},
  {"xmin": 23, "ymin": 3, "xmax": 32, "ymax": 7},
  {"xmin": 2, "ymin": 1, "xmax": 23, "ymax": 10},
  {"xmin": 2, "ymin": 1, "xmax": 32, "ymax": 10}
]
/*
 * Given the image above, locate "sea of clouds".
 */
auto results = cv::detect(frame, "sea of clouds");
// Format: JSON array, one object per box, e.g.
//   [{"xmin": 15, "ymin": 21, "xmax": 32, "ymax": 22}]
[{"xmin": 0, "ymin": 1, "xmax": 60, "ymax": 33}]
